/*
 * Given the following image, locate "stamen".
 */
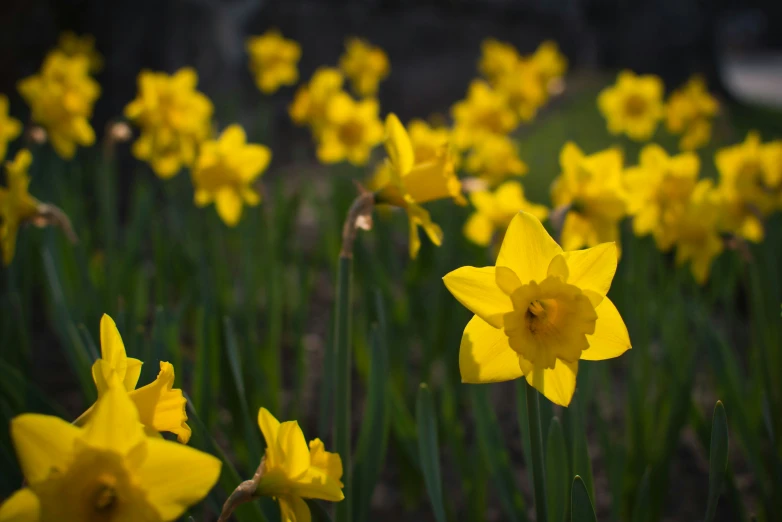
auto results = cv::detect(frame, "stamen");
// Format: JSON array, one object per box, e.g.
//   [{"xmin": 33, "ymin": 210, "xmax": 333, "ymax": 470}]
[
  {"xmin": 93, "ymin": 483, "xmax": 117, "ymax": 512},
  {"xmin": 528, "ymin": 300, "xmax": 546, "ymax": 318}
]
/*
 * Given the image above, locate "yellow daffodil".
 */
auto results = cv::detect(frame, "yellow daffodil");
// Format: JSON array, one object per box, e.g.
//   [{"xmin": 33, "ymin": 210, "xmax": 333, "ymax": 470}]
[
  {"xmin": 375, "ymin": 113, "xmax": 465, "ymax": 258},
  {"xmin": 0, "ymin": 94, "xmax": 22, "ymax": 162},
  {"xmin": 192, "ymin": 124, "xmax": 271, "ymax": 226},
  {"xmin": 479, "ymin": 38, "xmax": 520, "ymax": 84},
  {"xmin": 451, "ymin": 80, "xmax": 518, "ymax": 150},
  {"xmin": 597, "ymin": 70, "xmax": 663, "ymax": 141},
  {"xmin": 124, "ymin": 68, "xmax": 214, "ymax": 178},
  {"xmin": 338, "ymin": 37, "xmax": 390, "ymax": 97},
  {"xmin": 494, "ymin": 58, "xmax": 548, "ymax": 121},
  {"xmin": 464, "ymin": 133, "xmax": 528, "ymax": 186},
  {"xmin": 529, "ymin": 40, "xmax": 568, "ymax": 91},
  {"xmin": 665, "ymin": 75, "xmax": 718, "ymax": 151},
  {"xmin": 289, "ymin": 67, "xmax": 345, "ymax": 134},
  {"xmin": 256, "ymin": 408, "xmax": 344, "ymax": 521},
  {"xmin": 76, "ymin": 314, "xmax": 192, "ymax": 444},
  {"xmin": 246, "ymin": 30, "xmax": 302, "ymax": 94},
  {"xmin": 443, "ymin": 210, "xmax": 630, "ymax": 406},
  {"xmin": 551, "ymin": 143, "xmax": 627, "ymax": 251},
  {"xmin": 624, "ymin": 144, "xmax": 698, "ymax": 250},
  {"xmin": 18, "ymin": 51, "xmax": 100, "ymax": 159},
  {"xmin": 57, "ymin": 31, "xmax": 103, "ymax": 73},
  {"xmin": 675, "ymin": 179, "xmax": 724, "ymax": 284},
  {"xmin": 316, "ymin": 92, "xmax": 383, "ymax": 166},
  {"xmin": 0, "ymin": 377, "xmax": 220, "ymax": 522},
  {"xmin": 0, "ymin": 150, "xmax": 39, "ymax": 265},
  {"xmin": 464, "ymin": 181, "xmax": 548, "ymax": 247}
]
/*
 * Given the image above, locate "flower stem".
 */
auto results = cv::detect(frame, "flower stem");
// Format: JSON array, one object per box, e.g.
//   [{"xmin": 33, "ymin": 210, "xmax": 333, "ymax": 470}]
[{"xmin": 526, "ymin": 381, "xmax": 548, "ymax": 522}]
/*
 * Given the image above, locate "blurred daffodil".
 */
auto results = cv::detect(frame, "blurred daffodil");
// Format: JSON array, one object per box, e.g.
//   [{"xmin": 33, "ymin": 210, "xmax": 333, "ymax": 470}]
[
  {"xmin": 665, "ymin": 75, "xmax": 719, "ymax": 151},
  {"xmin": 316, "ymin": 92, "xmax": 383, "ymax": 166},
  {"xmin": 77, "ymin": 314, "xmax": 192, "ymax": 444},
  {"xmin": 444, "ymin": 211, "xmax": 630, "ymax": 406},
  {"xmin": 494, "ymin": 59, "xmax": 548, "ymax": 122},
  {"xmin": 675, "ymin": 179, "xmax": 724, "ymax": 284},
  {"xmin": 0, "ymin": 95, "xmax": 22, "ymax": 162},
  {"xmin": 597, "ymin": 70, "xmax": 663, "ymax": 141},
  {"xmin": 551, "ymin": 143, "xmax": 627, "ymax": 251},
  {"xmin": 464, "ymin": 133, "xmax": 528, "ymax": 186},
  {"xmin": 624, "ymin": 144, "xmax": 698, "ymax": 250},
  {"xmin": 451, "ymin": 80, "xmax": 518, "ymax": 150},
  {"xmin": 479, "ymin": 38, "xmax": 520, "ymax": 84},
  {"xmin": 246, "ymin": 29, "xmax": 302, "ymax": 94},
  {"xmin": 339, "ymin": 37, "xmax": 390, "ymax": 97},
  {"xmin": 0, "ymin": 150, "xmax": 39, "ymax": 265},
  {"xmin": 289, "ymin": 67, "xmax": 345, "ymax": 135},
  {"xmin": 192, "ymin": 124, "xmax": 271, "ymax": 226},
  {"xmin": 529, "ymin": 40, "xmax": 568, "ymax": 91},
  {"xmin": 124, "ymin": 68, "xmax": 213, "ymax": 178},
  {"xmin": 407, "ymin": 118, "xmax": 459, "ymax": 166},
  {"xmin": 57, "ymin": 31, "xmax": 103, "ymax": 73},
  {"xmin": 464, "ymin": 181, "xmax": 548, "ymax": 247},
  {"xmin": 0, "ymin": 376, "xmax": 220, "ymax": 522},
  {"xmin": 18, "ymin": 51, "xmax": 100, "ymax": 159},
  {"xmin": 256, "ymin": 407, "xmax": 344, "ymax": 521}
]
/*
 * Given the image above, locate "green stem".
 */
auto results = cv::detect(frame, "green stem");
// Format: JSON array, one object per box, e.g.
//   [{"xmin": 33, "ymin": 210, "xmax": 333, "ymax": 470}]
[
  {"xmin": 333, "ymin": 253, "xmax": 353, "ymax": 522},
  {"xmin": 526, "ymin": 381, "xmax": 548, "ymax": 522}
]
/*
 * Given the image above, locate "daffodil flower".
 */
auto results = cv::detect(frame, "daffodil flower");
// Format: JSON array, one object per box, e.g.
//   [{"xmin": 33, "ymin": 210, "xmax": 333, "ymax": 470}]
[
  {"xmin": 674, "ymin": 179, "xmax": 725, "ymax": 284},
  {"xmin": 338, "ymin": 38, "xmax": 390, "ymax": 98},
  {"xmin": 665, "ymin": 75, "xmax": 718, "ymax": 151},
  {"xmin": 464, "ymin": 181, "xmax": 548, "ymax": 247},
  {"xmin": 256, "ymin": 408, "xmax": 344, "ymax": 521},
  {"xmin": 0, "ymin": 377, "xmax": 220, "ymax": 522},
  {"xmin": 450, "ymin": 80, "xmax": 518, "ymax": 150},
  {"xmin": 246, "ymin": 30, "xmax": 302, "ymax": 94},
  {"xmin": 443, "ymin": 211, "xmax": 631, "ymax": 406},
  {"xmin": 597, "ymin": 70, "xmax": 663, "ymax": 141},
  {"xmin": 479, "ymin": 38, "xmax": 520, "ymax": 84},
  {"xmin": 464, "ymin": 133, "xmax": 528, "ymax": 186},
  {"xmin": 57, "ymin": 31, "xmax": 103, "ymax": 73},
  {"xmin": 316, "ymin": 92, "xmax": 383, "ymax": 166},
  {"xmin": 0, "ymin": 94, "xmax": 22, "ymax": 162},
  {"xmin": 289, "ymin": 67, "xmax": 345, "ymax": 134},
  {"xmin": 0, "ymin": 150, "xmax": 40, "ymax": 265}
]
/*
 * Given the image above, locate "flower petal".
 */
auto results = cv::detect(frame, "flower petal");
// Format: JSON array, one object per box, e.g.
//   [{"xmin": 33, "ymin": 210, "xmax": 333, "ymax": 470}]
[
  {"xmin": 277, "ymin": 421, "xmax": 311, "ymax": 479},
  {"xmin": 384, "ymin": 113, "xmax": 414, "ymax": 176},
  {"xmin": 309, "ymin": 439, "xmax": 343, "ymax": 486},
  {"xmin": 496, "ymin": 211, "xmax": 562, "ymax": 284},
  {"xmin": 520, "ymin": 357, "xmax": 578, "ymax": 407},
  {"xmin": 82, "ymin": 382, "xmax": 145, "ymax": 455},
  {"xmin": 443, "ymin": 266, "xmax": 511, "ymax": 328},
  {"xmin": 0, "ymin": 488, "xmax": 40, "ymax": 522},
  {"xmin": 463, "ymin": 213, "xmax": 494, "ymax": 246},
  {"xmin": 581, "ymin": 297, "xmax": 631, "ymax": 360},
  {"xmin": 562, "ymin": 242, "xmax": 618, "ymax": 296},
  {"xmin": 289, "ymin": 468, "xmax": 345, "ymax": 502},
  {"xmin": 279, "ymin": 496, "xmax": 312, "ymax": 522},
  {"xmin": 10, "ymin": 415, "xmax": 80, "ymax": 484},
  {"xmin": 215, "ymin": 188, "xmax": 243, "ymax": 227},
  {"xmin": 459, "ymin": 315, "xmax": 522, "ymax": 383},
  {"xmin": 128, "ymin": 362, "xmax": 191, "ymax": 443}
]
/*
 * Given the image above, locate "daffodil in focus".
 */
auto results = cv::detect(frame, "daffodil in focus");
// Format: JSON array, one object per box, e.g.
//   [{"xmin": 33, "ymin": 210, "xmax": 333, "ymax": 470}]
[
  {"xmin": 675, "ymin": 179, "xmax": 724, "ymax": 284},
  {"xmin": 465, "ymin": 133, "xmax": 528, "ymax": 186},
  {"xmin": 624, "ymin": 144, "xmax": 698, "ymax": 250},
  {"xmin": 479, "ymin": 38, "xmax": 520, "ymax": 84},
  {"xmin": 256, "ymin": 407, "xmax": 344, "ymax": 521},
  {"xmin": 665, "ymin": 75, "xmax": 719, "ymax": 151},
  {"xmin": 551, "ymin": 143, "xmax": 627, "ymax": 251},
  {"xmin": 192, "ymin": 124, "xmax": 271, "ymax": 226},
  {"xmin": 464, "ymin": 181, "xmax": 548, "ymax": 247},
  {"xmin": 289, "ymin": 67, "xmax": 345, "ymax": 134},
  {"xmin": 375, "ymin": 113, "xmax": 465, "ymax": 258},
  {"xmin": 246, "ymin": 29, "xmax": 302, "ymax": 94},
  {"xmin": 18, "ymin": 51, "xmax": 100, "ymax": 159},
  {"xmin": 597, "ymin": 70, "xmax": 663, "ymax": 141},
  {"xmin": 124, "ymin": 68, "xmax": 213, "ymax": 178},
  {"xmin": 0, "ymin": 377, "xmax": 220, "ymax": 522},
  {"xmin": 443, "ymin": 211, "xmax": 630, "ymax": 406},
  {"xmin": 451, "ymin": 80, "xmax": 518, "ymax": 150},
  {"xmin": 339, "ymin": 37, "xmax": 390, "ymax": 97},
  {"xmin": 76, "ymin": 314, "xmax": 192, "ymax": 444},
  {"xmin": 0, "ymin": 95, "xmax": 22, "ymax": 162},
  {"xmin": 316, "ymin": 92, "xmax": 383, "ymax": 166},
  {"xmin": 0, "ymin": 150, "xmax": 39, "ymax": 265},
  {"xmin": 57, "ymin": 31, "xmax": 103, "ymax": 73}
]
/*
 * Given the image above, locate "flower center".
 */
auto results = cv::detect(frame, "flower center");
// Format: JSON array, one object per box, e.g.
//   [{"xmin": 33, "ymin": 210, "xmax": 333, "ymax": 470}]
[
  {"xmin": 624, "ymin": 95, "xmax": 647, "ymax": 117},
  {"xmin": 338, "ymin": 120, "xmax": 365, "ymax": 147},
  {"xmin": 92, "ymin": 482, "xmax": 118, "ymax": 513}
]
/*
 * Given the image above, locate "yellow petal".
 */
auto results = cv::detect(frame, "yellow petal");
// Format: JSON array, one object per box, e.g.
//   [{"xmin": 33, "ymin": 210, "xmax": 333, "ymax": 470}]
[
  {"xmin": 236, "ymin": 144, "xmax": 272, "ymax": 181},
  {"xmin": 82, "ymin": 382, "xmax": 145, "ymax": 455},
  {"xmin": 0, "ymin": 488, "xmax": 40, "ymax": 522},
  {"xmin": 277, "ymin": 421, "xmax": 311, "ymax": 479},
  {"xmin": 442, "ymin": 266, "xmax": 511, "ymax": 328},
  {"xmin": 459, "ymin": 315, "xmax": 522, "ymax": 383},
  {"xmin": 289, "ymin": 468, "xmax": 345, "ymax": 501},
  {"xmin": 309, "ymin": 439, "xmax": 343, "ymax": 487},
  {"xmin": 99, "ymin": 314, "xmax": 127, "ymax": 365},
  {"xmin": 219, "ymin": 124, "xmax": 246, "ymax": 151},
  {"xmin": 496, "ymin": 211, "xmax": 562, "ymax": 284},
  {"xmin": 135, "ymin": 436, "xmax": 222, "ymax": 520},
  {"xmin": 279, "ymin": 496, "xmax": 312, "ymax": 522},
  {"xmin": 581, "ymin": 297, "xmax": 631, "ymax": 361},
  {"xmin": 258, "ymin": 407, "xmax": 281, "ymax": 467},
  {"xmin": 463, "ymin": 213, "xmax": 494, "ymax": 246},
  {"xmin": 562, "ymin": 242, "xmax": 618, "ymax": 296},
  {"xmin": 10, "ymin": 414, "xmax": 80, "ymax": 484},
  {"xmin": 520, "ymin": 357, "xmax": 578, "ymax": 407},
  {"xmin": 384, "ymin": 113, "xmax": 414, "ymax": 175},
  {"xmin": 129, "ymin": 362, "xmax": 191, "ymax": 443},
  {"xmin": 215, "ymin": 188, "xmax": 243, "ymax": 226},
  {"xmin": 546, "ymin": 254, "xmax": 569, "ymax": 280}
]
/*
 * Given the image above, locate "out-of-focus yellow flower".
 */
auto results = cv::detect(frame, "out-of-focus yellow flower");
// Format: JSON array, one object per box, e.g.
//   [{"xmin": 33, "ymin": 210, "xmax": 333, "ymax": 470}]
[
  {"xmin": 57, "ymin": 31, "xmax": 103, "ymax": 73},
  {"xmin": 76, "ymin": 314, "xmax": 192, "ymax": 444},
  {"xmin": 0, "ymin": 95, "xmax": 22, "ymax": 162},
  {"xmin": 597, "ymin": 70, "xmax": 663, "ymax": 141},
  {"xmin": 375, "ymin": 113, "xmax": 465, "ymax": 258},
  {"xmin": 289, "ymin": 67, "xmax": 344, "ymax": 135},
  {"xmin": 192, "ymin": 124, "xmax": 271, "ymax": 226},
  {"xmin": 18, "ymin": 51, "xmax": 100, "ymax": 159},
  {"xmin": 552, "ymin": 143, "xmax": 627, "ymax": 251},
  {"xmin": 464, "ymin": 181, "xmax": 548, "ymax": 247},
  {"xmin": 338, "ymin": 37, "xmax": 390, "ymax": 97},
  {"xmin": 494, "ymin": 59, "xmax": 548, "ymax": 122},
  {"xmin": 464, "ymin": 133, "xmax": 528, "ymax": 186},
  {"xmin": 665, "ymin": 75, "xmax": 718, "ymax": 151},
  {"xmin": 530, "ymin": 40, "xmax": 568, "ymax": 90},
  {"xmin": 316, "ymin": 92, "xmax": 383, "ymax": 166},
  {"xmin": 256, "ymin": 408, "xmax": 344, "ymax": 521},
  {"xmin": 124, "ymin": 68, "xmax": 214, "ymax": 178},
  {"xmin": 0, "ymin": 376, "xmax": 220, "ymax": 522},
  {"xmin": 624, "ymin": 144, "xmax": 698, "ymax": 250},
  {"xmin": 675, "ymin": 179, "xmax": 724, "ymax": 284},
  {"xmin": 0, "ymin": 150, "xmax": 39, "ymax": 265},
  {"xmin": 451, "ymin": 80, "xmax": 518, "ymax": 150},
  {"xmin": 443, "ymin": 211, "xmax": 630, "ymax": 406},
  {"xmin": 246, "ymin": 29, "xmax": 302, "ymax": 94},
  {"xmin": 479, "ymin": 38, "xmax": 520, "ymax": 84}
]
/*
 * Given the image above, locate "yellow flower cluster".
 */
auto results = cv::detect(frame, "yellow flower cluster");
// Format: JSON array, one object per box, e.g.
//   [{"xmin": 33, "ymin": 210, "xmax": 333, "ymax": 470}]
[
  {"xmin": 246, "ymin": 29, "xmax": 302, "ymax": 94},
  {"xmin": 665, "ymin": 75, "xmax": 719, "ymax": 150}
]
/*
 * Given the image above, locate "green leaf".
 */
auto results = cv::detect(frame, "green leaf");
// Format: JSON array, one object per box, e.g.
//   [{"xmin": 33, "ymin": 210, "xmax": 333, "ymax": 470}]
[
  {"xmin": 705, "ymin": 401, "xmax": 729, "ymax": 522},
  {"xmin": 631, "ymin": 468, "xmax": 650, "ymax": 522},
  {"xmin": 416, "ymin": 383, "xmax": 447, "ymax": 522},
  {"xmin": 571, "ymin": 476, "xmax": 597, "ymax": 522},
  {"xmin": 333, "ymin": 255, "xmax": 354, "ymax": 522},
  {"xmin": 546, "ymin": 417, "xmax": 568, "ymax": 522},
  {"xmin": 568, "ymin": 392, "xmax": 594, "ymax": 506}
]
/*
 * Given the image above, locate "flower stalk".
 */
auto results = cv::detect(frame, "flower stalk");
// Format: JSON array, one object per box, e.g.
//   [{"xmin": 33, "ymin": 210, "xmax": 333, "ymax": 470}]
[
  {"xmin": 525, "ymin": 381, "xmax": 548, "ymax": 522},
  {"xmin": 217, "ymin": 458, "xmax": 266, "ymax": 522}
]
